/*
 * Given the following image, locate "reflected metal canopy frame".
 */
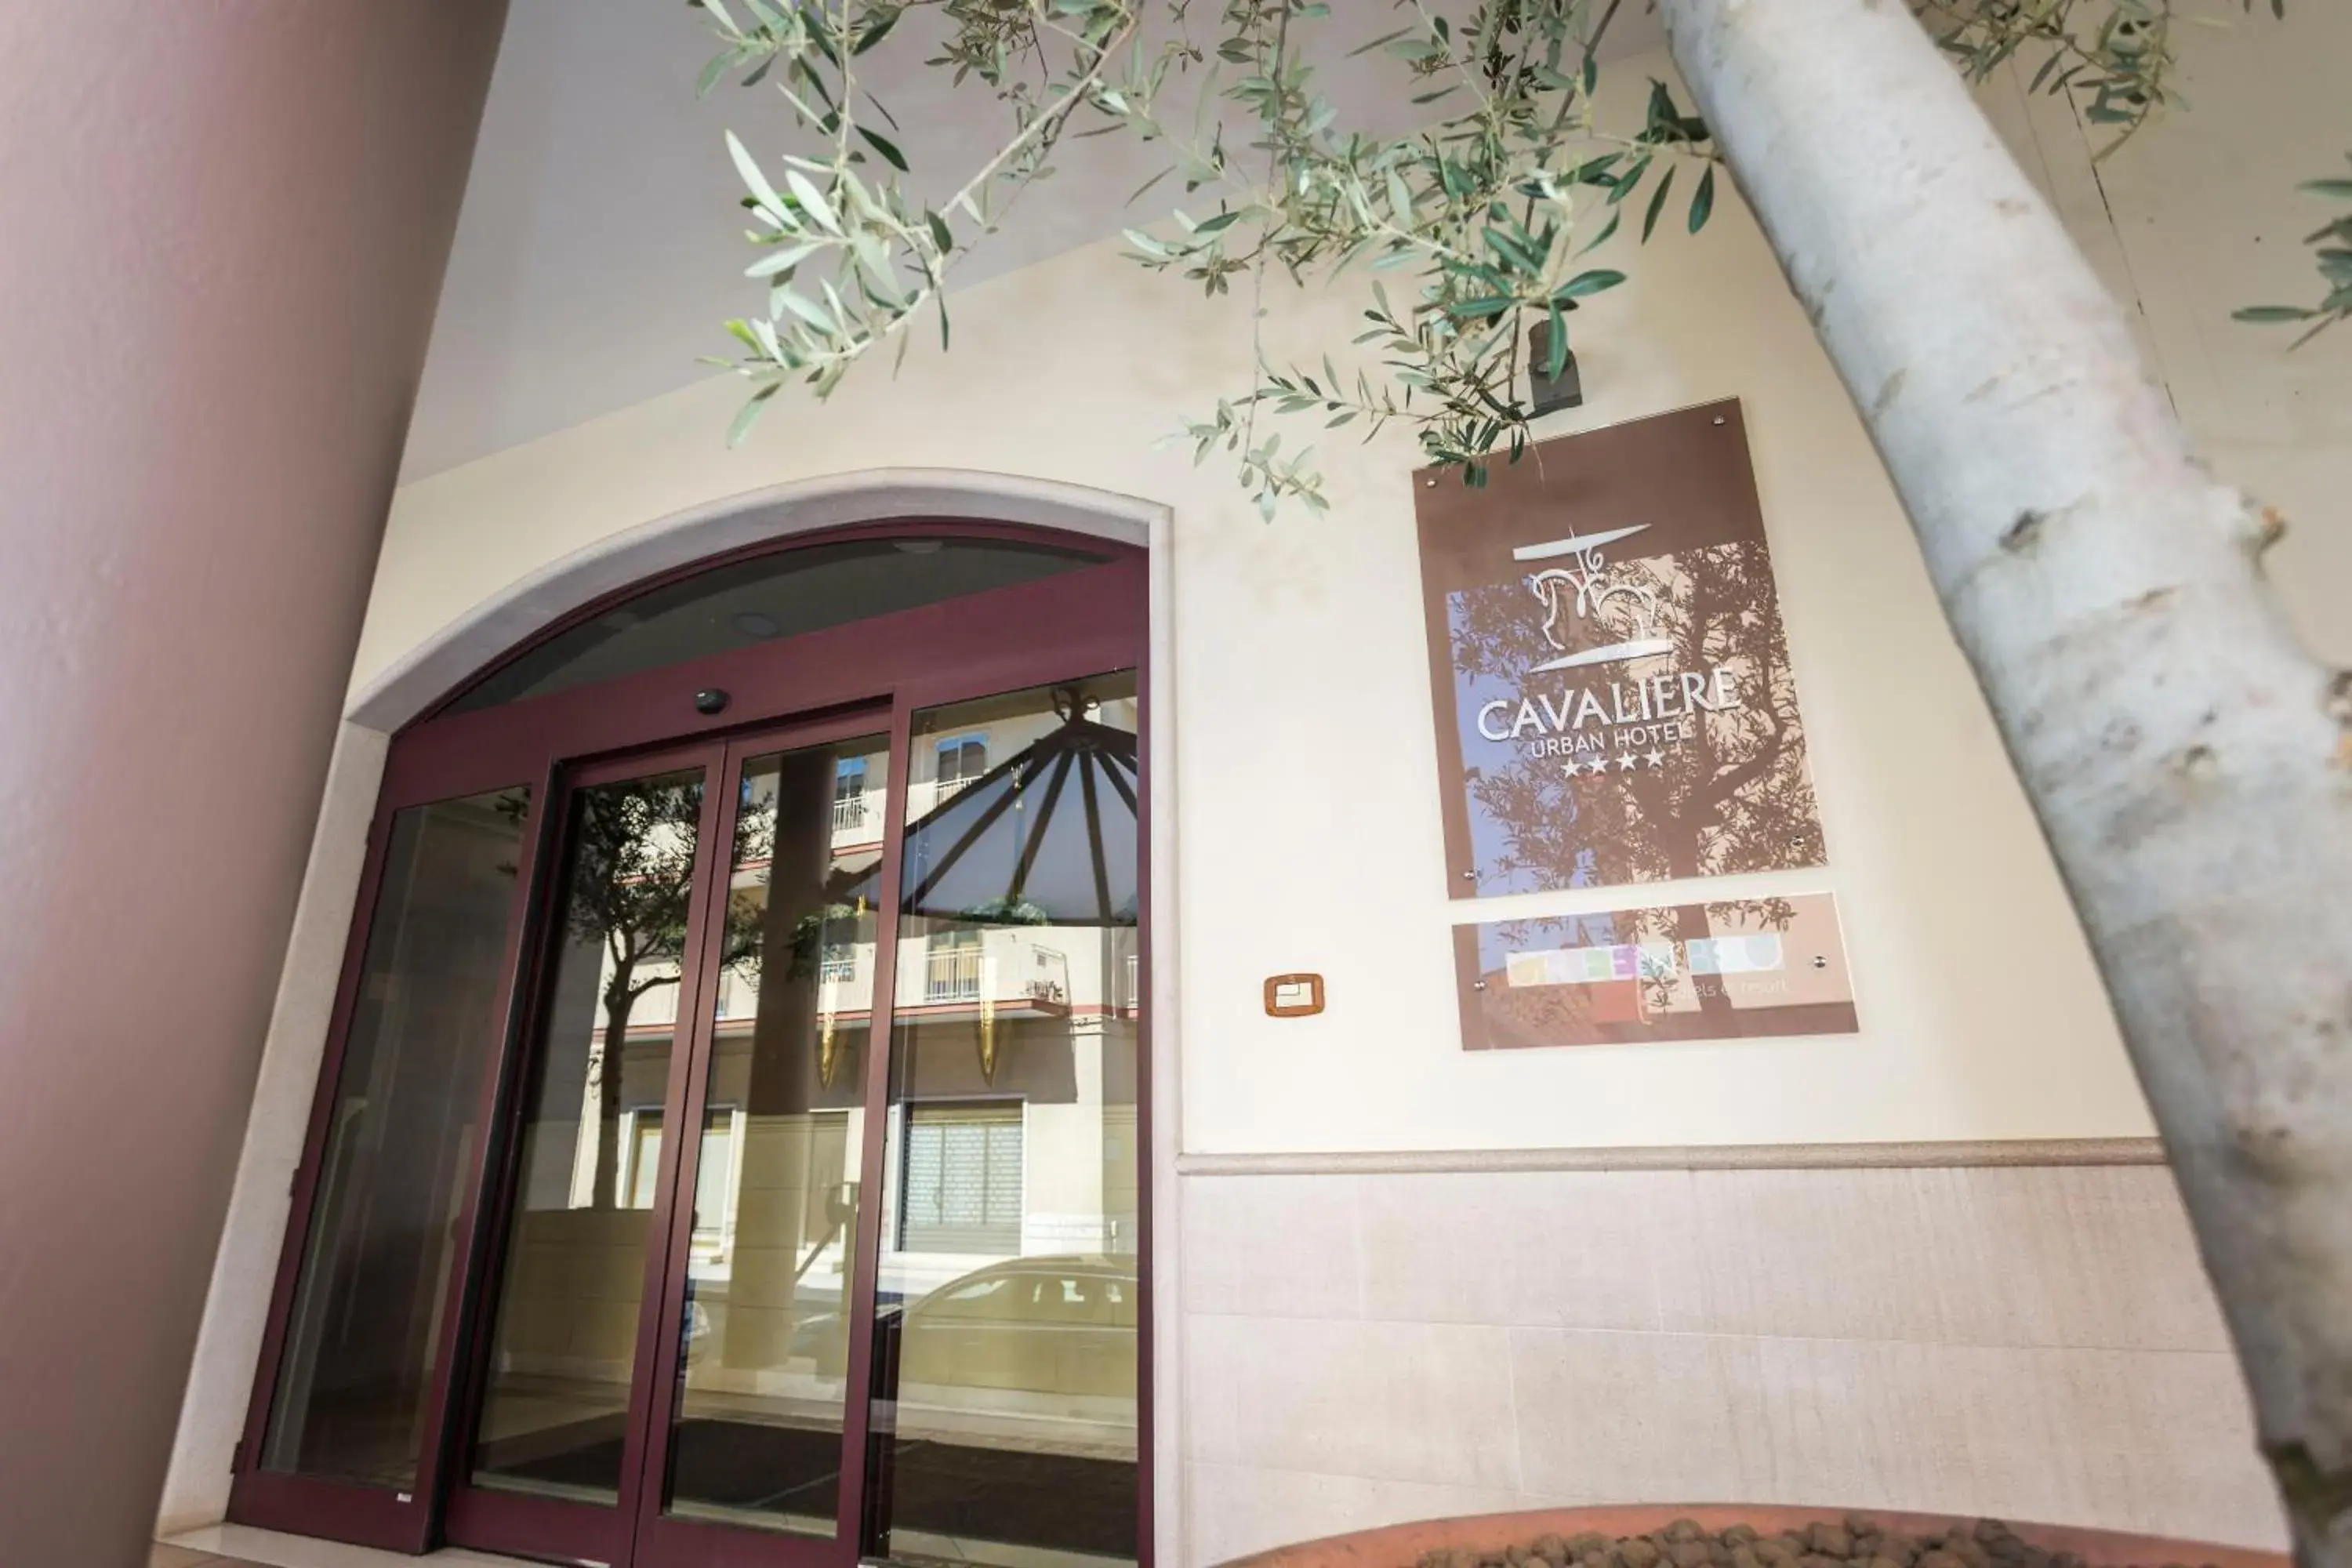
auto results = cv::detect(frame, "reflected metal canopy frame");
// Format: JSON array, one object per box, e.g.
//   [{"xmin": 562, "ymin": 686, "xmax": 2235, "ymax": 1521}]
[{"xmin": 902, "ymin": 685, "xmax": 1140, "ymax": 929}]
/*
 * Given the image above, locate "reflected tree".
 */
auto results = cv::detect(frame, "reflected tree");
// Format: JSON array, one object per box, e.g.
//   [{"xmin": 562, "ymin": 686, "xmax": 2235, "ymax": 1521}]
[
  {"xmin": 561, "ymin": 776, "xmax": 774, "ymax": 1208},
  {"xmin": 1454, "ymin": 539, "xmax": 1820, "ymax": 1010}
]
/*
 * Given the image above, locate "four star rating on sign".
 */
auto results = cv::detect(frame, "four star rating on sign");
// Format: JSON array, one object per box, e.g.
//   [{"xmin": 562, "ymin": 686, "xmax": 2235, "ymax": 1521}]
[{"xmin": 1561, "ymin": 750, "xmax": 1670, "ymax": 779}]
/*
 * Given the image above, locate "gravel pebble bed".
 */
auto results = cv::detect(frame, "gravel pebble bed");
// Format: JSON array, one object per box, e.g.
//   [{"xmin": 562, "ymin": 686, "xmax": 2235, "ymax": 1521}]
[{"xmin": 1414, "ymin": 1517, "xmax": 2224, "ymax": 1568}]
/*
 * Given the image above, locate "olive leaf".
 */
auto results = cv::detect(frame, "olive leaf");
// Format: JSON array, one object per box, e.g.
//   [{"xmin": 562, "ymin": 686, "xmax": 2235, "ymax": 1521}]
[{"xmin": 697, "ymin": 0, "xmax": 2298, "ymax": 514}]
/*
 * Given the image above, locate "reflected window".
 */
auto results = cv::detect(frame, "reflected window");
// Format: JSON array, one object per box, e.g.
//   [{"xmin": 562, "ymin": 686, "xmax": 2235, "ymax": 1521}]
[
  {"xmin": 831, "ymin": 757, "xmax": 871, "ymax": 839},
  {"xmin": 622, "ymin": 1112, "xmax": 664, "ymax": 1209},
  {"xmin": 688, "ymin": 1106, "xmax": 740, "ymax": 1258},
  {"xmin": 447, "ymin": 538, "xmax": 1104, "ymax": 714},
  {"xmin": 924, "ymin": 927, "xmax": 985, "ymax": 1004},
  {"xmin": 899, "ymin": 1103, "xmax": 1024, "ymax": 1254},
  {"xmin": 934, "ymin": 735, "xmax": 989, "ymax": 795}
]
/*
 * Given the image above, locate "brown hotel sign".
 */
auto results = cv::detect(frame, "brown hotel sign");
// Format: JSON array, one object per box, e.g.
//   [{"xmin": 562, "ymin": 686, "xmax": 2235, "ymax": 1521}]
[{"xmin": 1414, "ymin": 399, "xmax": 1856, "ymax": 1049}]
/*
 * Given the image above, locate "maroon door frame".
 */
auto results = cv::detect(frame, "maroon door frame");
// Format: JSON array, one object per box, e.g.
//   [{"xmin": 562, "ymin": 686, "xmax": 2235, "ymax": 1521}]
[
  {"xmin": 228, "ymin": 517, "xmax": 1152, "ymax": 1568},
  {"xmin": 225, "ymin": 756, "xmax": 564, "ymax": 1554},
  {"xmin": 441, "ymin": 737, "xmax": 736, "ymax": 1567},
  {"xmin": 626, "ymin": 706, "xmax": 907, "ymax": 1568}
]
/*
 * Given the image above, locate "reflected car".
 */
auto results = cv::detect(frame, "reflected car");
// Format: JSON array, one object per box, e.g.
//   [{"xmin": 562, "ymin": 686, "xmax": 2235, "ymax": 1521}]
[
  {"xmin": 792, "ymin": 1255, "xmax": 1138, "ymax": 1400},
  {"xmin": 892, "ymin": 1255, "xmax": 1138, "ymax": 1401}
]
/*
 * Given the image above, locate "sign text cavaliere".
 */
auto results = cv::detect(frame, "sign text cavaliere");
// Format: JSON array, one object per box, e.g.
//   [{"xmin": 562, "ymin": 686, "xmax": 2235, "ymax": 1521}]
[{"xmin": 1416, "ymin": 399, "xmax": 1828, "ymax": 898}]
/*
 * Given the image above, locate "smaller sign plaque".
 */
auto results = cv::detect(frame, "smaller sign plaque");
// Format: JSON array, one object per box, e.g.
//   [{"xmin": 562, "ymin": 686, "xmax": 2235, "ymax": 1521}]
[{"xmin": 1453, "ymin": 891, "xmax": 1857, "ymax": 1051}]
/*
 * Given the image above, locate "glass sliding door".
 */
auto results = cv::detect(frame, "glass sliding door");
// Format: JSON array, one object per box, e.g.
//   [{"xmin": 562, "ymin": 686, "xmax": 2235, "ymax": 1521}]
[
  {"xmin": 260, "ymin": 787, "xmax": 534, "ymax": 1493},
  {"xmin": 234, "ymin": 527, "xmax": 1149, "ymax": 1568},
  {"xmin": 281, "ymin": 688, "xmax": 1143, "ymax": 1568},
  {"xmin": 866, "ymin": 673, "xmax": 1142, "ymax": 1568},
  {"xmin": 450, "ymin": 722, "xmax": 906, "ymax": 1568},
  {"xmin": 651, "ymin": 733, "xmax": 888, "ymax": 1537},
  {"xmin": 457, "ymin": 759, "xmax": 716, "ymax": 1558}
]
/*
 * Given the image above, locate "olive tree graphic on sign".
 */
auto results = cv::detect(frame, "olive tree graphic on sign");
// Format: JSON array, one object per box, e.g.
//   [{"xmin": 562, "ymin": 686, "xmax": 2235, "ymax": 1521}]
[{"xmin": 1449, "ymin": 532, "xmax": 1822, "ymax": 1011}]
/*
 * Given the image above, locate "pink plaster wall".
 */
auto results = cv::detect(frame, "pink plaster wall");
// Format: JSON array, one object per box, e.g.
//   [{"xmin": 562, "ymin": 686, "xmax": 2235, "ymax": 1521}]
[{"xmin": 0, "ymin": 5, "xmax": 506, "ymax": 1562}]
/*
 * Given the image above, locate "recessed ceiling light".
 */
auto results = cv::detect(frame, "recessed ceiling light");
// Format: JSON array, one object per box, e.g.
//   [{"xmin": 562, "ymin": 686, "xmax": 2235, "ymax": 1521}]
[{"xmin": 732, "ymin": 611, "xmax": 781, "ymax": 638}]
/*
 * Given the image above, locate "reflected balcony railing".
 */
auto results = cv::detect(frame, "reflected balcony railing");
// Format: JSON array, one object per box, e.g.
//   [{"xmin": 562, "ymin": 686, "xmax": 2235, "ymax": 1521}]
[
  {"xmin": 902, "ymin": 774, "xmax": 979, "ymax": 823},
  {"xmin": 924, "ymin": 943, "xmax": 985, "ymax": 1002},
  {"xmin": 916, "ymin": 938, "xmax": 1069, "ymax": 1008},
  {"xmin": 710, "ymin": 934, "xmax": 1109, "ymax": 1021},
  {"xmin": 706, "ymin": 946, "xmax": 873, "ymax": 1022},
  {"xmin": 830, "ymin": 789, "xmax": 885, "ymax": 846}
]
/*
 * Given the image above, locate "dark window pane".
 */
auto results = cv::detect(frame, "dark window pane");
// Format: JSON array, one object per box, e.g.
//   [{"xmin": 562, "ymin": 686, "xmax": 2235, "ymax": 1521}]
[
  {"xmin": 469, "ymin": 768, "xmax": 706, "ymax": 1506},
  {"xmin": 447, "ymin": 538, "xmax": 1105, "ymax": 714},
  {"xmin": 261, "ymin": 786, "xmax": 531, "ymax": 1490}
]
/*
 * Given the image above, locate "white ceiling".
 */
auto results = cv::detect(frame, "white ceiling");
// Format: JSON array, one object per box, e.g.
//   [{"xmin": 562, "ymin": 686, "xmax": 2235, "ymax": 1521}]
[{"xmin": 403, "ymin": 0, "xmax": 1668, "ymax": 481}]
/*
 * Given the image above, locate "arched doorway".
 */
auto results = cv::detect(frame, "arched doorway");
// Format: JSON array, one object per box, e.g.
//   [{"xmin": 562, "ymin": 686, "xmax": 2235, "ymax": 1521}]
[{"xmin": 228, "ymin": 517, "xmax": 1151, "ymax": 1568}]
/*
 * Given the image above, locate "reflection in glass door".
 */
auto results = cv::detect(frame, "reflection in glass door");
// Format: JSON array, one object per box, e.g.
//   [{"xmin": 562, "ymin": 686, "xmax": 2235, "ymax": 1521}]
[
  {"xmin": 653, "ymin": 732, "xmax": 889, "ymax": 1537},
  {"xmin": 467, "ymin": 764, "xmax": 713, "ymax": 1515},
  {"xmin": 260, "ymin": 786, "xmax": 534, "ymax": 1491},
  {"xmin": 234, "ymin": 530, "xmax": 1149, "ymax": 1567},
  {"xmin": 866, "ymin": 673, "xmax": 1142, "ymax": 1568},
  {"xmin": 452, "ymin": 727, "xmax": 909, "ymax": 1568},
  {"xmin": 450, "ymin": 682, "xmax": 1141, "ymax": 1568}
]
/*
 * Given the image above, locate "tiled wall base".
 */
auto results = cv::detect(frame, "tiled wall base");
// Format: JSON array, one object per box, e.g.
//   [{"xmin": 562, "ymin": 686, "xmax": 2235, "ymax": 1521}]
[{"xmin": 1178, "ymin": 1164, "xmax": 2287, "ymax": 1566}]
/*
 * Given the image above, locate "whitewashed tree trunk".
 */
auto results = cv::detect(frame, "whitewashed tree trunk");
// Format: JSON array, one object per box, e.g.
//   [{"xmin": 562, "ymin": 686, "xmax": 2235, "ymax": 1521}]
[{"xmin": 1655, "ymin": 2, "xmax": 2352, "ymax": 1563}]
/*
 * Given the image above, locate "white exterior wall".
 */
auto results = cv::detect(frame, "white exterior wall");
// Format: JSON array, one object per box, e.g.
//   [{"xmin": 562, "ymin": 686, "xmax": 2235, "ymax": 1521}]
[
  {"xmin": 348, "ymin": 100, "xmax": 2151, "ymax": 1161},
  {"xmin": 165, "ymin": 25, "xmax": 2348, "ymax": 1562}
]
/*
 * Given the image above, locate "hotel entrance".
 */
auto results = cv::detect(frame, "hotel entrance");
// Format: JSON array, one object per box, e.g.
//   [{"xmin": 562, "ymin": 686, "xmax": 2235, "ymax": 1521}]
[{"xmin": 229, "ymin": 524, "xmax": 1149, "ymax": 1568}]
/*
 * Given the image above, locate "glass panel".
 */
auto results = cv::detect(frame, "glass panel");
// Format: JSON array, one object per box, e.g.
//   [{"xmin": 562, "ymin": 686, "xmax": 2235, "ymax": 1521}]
[
  {"xmin": 261, "ymin": 786, "xmax": 532, "ymax": 1489},
  {"xmin": 448, "ymin": 538, "xmax": 1105, "ymax": 714},
  {"xmin": 659, "ymin": 735, "xmax": 887, "ymax": 1535},
  {"xmin": 869, "ymin": 674, "xmax": 1141, "ymax": 1568},
  {"xmin": 470, "ymin": 768, "xmax": 706, "ymax": 1504}
]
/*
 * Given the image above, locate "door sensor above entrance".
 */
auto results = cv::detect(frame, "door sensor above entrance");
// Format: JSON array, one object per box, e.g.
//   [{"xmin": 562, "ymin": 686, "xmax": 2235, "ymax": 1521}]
[{"xmin": 1264, "ymin": 974, "xmax": 1325, "ymax": 1018}]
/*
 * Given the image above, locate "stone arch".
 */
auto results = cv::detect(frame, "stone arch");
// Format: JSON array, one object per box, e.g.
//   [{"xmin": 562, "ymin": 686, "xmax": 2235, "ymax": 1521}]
[{"xmin": 348, "ymin": 466, "xmax": 1165, "ymax": 732}]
